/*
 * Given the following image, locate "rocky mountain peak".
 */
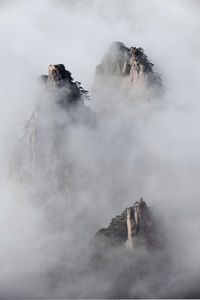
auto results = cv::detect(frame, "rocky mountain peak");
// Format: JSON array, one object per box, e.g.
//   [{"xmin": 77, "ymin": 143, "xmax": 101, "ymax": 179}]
[
  {"xmin": 96, "ymin": 42, "xmax": 161, "ymax": 84},
  {"xmin": 95, "ymin": 198, "xmax": 160, "ymax": 252},
  {"xmin": 48, "ymin": 64, "xmax": 73, "ymax": 84},
  {"xmin": 39, "ymin": 64, "xmax": 88, "ymax": 106},
  {"xmin": 93, "ymin": 42, "xmax": 162, "ymax": 105},
  {"xmin": 13, "ymin": 64, "xmax": 90, "ymax": 183}
]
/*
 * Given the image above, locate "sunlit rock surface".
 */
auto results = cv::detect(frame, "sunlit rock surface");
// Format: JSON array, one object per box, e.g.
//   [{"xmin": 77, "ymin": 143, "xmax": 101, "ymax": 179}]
[
  {"xmin": 13, "ymin": 64, "xmax": 91, "ymax": 187},
  {"xmin": 40, "ymin": 64, "xmax": 89, "ymax": 106},
  {"xmin": 92, "ymin": 42, "xmax": 162, "ymax": 110},
  {"xmin": 94, "ymin": 198, "xmax": 161, "ymax": 251}
]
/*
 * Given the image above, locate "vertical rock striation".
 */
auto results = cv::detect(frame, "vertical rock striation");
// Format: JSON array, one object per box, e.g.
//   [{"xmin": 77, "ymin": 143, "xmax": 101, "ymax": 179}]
[
  {"xmin": 93, "ymin": 42, "xmax": 162, "ymax": 108},
  {"xmin": 95, "ymin": 198, "xmax": 158, "ymax": 251},
  {"xmin": 125, "ymin": 198, "xmax": 153, "ymax": 250}
]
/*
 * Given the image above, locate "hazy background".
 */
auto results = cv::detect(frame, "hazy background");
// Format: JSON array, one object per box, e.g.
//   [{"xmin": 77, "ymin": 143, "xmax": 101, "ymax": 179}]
[{"xmin": 0, "ymin": 0, "xmax": 200, "ymax": 298}]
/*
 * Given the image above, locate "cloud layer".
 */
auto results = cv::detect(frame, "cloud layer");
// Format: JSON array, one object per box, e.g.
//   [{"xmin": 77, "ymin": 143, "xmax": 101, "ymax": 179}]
[{"xmin": 0, "ymin": 0, "xmax": 200, "ymax": 298}]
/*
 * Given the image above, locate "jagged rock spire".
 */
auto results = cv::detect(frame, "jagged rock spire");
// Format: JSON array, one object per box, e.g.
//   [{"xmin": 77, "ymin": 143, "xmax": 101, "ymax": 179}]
[
  {"xmin": 93, "ymin": 42, "xmax": 162, "ymax": 107},
  {"xmin": 40, "ymin": 64, "xmax": 89, "ymax": 106},
  {"xmin": 95, "ymin": 198, "xmax": 158, "ymax": 251},
  {"xmin": 13, "ymin": 64, "xmax": 90, "ymax": 184},
  {"xmin": 96, "ymin": 42, "xmax": 161, "ymax": 87},
  {"xmin": 126, "ymin": 198, "xmax": 151, "ymax": 250}
]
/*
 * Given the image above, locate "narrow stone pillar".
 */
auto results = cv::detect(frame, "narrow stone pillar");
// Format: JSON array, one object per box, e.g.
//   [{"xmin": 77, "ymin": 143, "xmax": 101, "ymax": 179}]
[
  {"xmin": 126, "ymin": 198, "xmax": 147, "ymax": 250},
  {"xmin": 126, "ymin": 207, "xmax": 134, "ymax": 250}
]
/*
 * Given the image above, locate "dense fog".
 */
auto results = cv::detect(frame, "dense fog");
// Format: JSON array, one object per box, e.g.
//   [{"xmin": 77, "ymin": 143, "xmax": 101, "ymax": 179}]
[{"xmin": 0, "ymin": 0, "xmax": 200, "ymax": 298}]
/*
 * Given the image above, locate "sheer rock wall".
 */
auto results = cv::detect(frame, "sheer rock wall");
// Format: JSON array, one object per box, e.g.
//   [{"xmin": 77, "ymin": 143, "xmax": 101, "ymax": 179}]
[
  {"xmin": 93, "ymin": 42, "xmax": 162, "ymax": 106},
  {"xmin": 95, "ymin": 198, "xmax": 159, "ymax": 251},
  {"xmin": 15, "ymin": 64, "xmax": 89, "ymax": 186}
]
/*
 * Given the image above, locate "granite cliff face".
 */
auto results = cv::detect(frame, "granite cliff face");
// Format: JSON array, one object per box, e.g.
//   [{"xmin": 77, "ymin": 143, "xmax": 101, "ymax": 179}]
[
  {"xmin": 40, "ymin": 64, "xmax": 88, "ymax": 106},
  {"xmin": 93, "ymin": 42, "xmax": 162, "ymax": 108},
  {"xmin": 14, "ymin": 64, "xmax": 91, "ymax": 187},
  {"xmin": 96, "ymin": 42, "xmax": 161, "ymax": 85},
  {"xmin": 95, "ymin": 198, "xmax": 161, "ymax": 252}
]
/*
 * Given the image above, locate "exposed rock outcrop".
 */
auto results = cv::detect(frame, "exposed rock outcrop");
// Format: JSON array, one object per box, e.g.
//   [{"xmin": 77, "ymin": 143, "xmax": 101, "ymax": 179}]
[
  {"xmin": 93, "ymin": 42, "xmax": 162, "ymax": 107},
  {"xmin": 96, "ymin": 42, "xmax": 161, "ymax": 86},
  {"xmin": 95, "ymin": 198, "xmax": 160, "ymax": 252},
  {"xmin": 126, "ymin": 198, "xmax": 153, "ymax": 250},
  {"xmin": 39, "ymin": 64, "xmax": 89, "ymax": 106},
  {"xmin": 13, "ymin": 64, "xmax": 91, "ymax": 185}
]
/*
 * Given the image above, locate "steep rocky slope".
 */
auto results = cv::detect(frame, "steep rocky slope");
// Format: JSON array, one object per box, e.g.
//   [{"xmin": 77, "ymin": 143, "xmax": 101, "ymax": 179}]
[
  {"xmin": 93, "ymin": 42, "xmax": 162, "ymax": 108},
  {"xmin": 40, "ymin": 64, "xmax": 89, "ymax": 106},
  {"xmin": 94, "ymin": 198, "xmax": 161, "ymax": 252},
  {"xmin": 14, "ymin": 64, "xmax": 91, "ymax": 185},
  {"xmin": 96, "ymin": 42, "xmax": 161, "ymax": 86}
]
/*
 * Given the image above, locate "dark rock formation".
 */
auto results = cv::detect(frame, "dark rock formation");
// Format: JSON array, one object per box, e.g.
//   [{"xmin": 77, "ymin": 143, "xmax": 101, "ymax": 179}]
[
  {"xmin": 40, "ymin": 64, "xmax": 89, "ymax": 107},
  {"xmin": 14, "ymin": 64, "xmax": 91, "ymax": 185},
  {"xmin": 95, "ymin": 198, "xmax": 159, "ymax": 251}
]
